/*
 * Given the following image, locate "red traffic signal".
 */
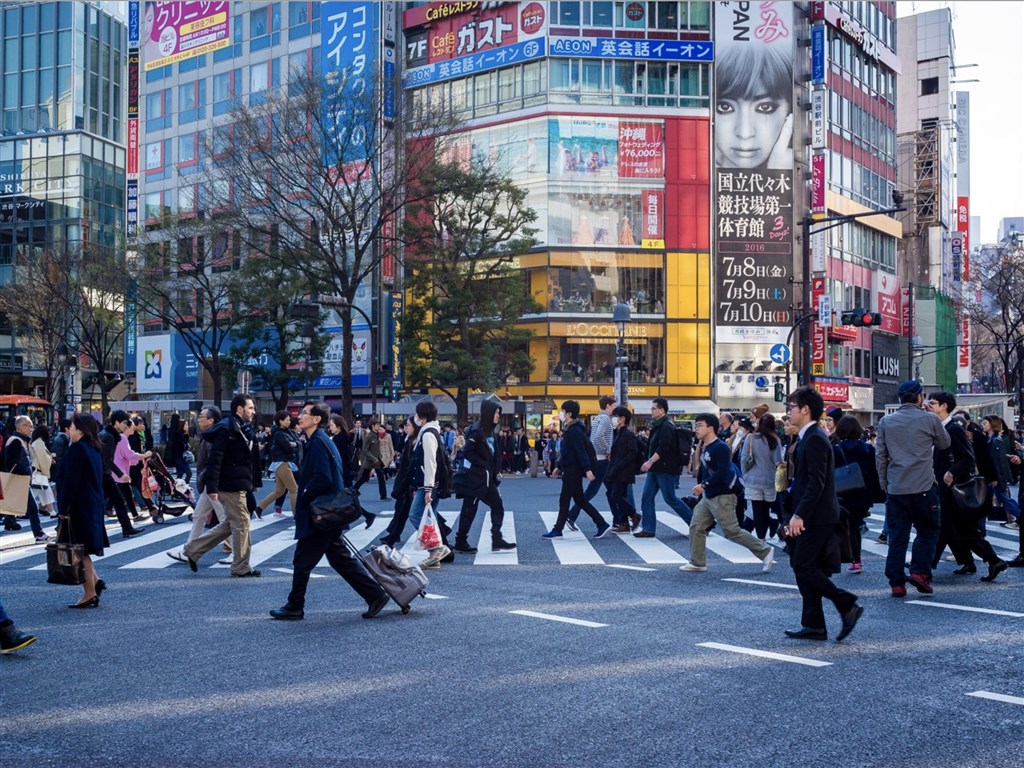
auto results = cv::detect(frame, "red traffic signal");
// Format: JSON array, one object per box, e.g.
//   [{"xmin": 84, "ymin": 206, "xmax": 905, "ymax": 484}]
[{"xmin": 840, "ymin": 308, "xmax": 883, "ymax": 327}]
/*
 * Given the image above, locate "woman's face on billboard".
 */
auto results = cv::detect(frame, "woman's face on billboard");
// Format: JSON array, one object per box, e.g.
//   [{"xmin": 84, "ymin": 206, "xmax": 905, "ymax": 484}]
[{"xmin": 715, "ymin": 95, "xmax": 790, "ymax": 169}]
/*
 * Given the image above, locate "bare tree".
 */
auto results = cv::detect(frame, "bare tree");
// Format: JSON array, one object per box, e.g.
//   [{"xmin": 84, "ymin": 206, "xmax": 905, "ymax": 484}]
[
  {"xmin": 0, "ymin": 254, "xmax": 72, "ymax": 401},
  {"xmin": 963, "ymin": 240, "xmax": 1024, "ymax": 417},
  {"xmin": 131, "ymin": 213, "xmax": 247, "ymax": 408},
  {"xmin": 208, "ymin": 67, "xmax": 456, "ymax": 419},
  {"xmin": 402, "ymin": 159, "xmax": 540, "ymax": 425}
]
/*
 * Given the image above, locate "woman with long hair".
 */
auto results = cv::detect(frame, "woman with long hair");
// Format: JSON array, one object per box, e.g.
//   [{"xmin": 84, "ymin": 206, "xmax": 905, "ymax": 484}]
[
  {"xmin": 58, "ymin": 414, "xmax": 109, "ymax": 608},
  {"xmin": 379, "ymin": 417, "xmax": 419, "ymax": 547},
  {"xmin": 832, "ymin": 417, "xmax": 883, "ymax": 573},
  {"xmin": 741, "ymin": 414, "xmax": 784, "ymax": 541},
  {"xmin": 982, "ymin": 415, "xmax": 1019, "ymax": 529},
  {"xmin": 28, "ymin": 424, "xmax": 57, "ymax": 517}
]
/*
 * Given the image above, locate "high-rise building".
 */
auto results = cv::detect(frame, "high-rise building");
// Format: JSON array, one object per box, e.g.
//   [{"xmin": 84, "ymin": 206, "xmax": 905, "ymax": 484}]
[
  {"xmin": 896, "ymin": 7, "xmax": 960, "ymax": 391},
  {"xmin": 0, "ymin": 1, "xmax": 128, "ymax": 402},
  {"xmin": 402, "ymin": 1, "xmax": 716, "ymax": 418}
]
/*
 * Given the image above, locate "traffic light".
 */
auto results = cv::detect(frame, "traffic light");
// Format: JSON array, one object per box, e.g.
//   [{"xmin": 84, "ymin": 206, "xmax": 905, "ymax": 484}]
[
  {"xmin": 382, "ymin": 380, "xmax": 392, "ymax": 401},
  {"xmin": 840, "ymin": 308, "xmax": 883, "ymax": 327},
  {"xmin": 774, "ymin": 381, "xmax": 786, "ymax": 403}
]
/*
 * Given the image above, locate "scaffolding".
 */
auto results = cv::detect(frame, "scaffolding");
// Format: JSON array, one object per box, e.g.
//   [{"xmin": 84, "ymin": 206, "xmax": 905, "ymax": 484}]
[{"xmin": 896, "ymin": 122, "xmax": 940, "ymax": 235}]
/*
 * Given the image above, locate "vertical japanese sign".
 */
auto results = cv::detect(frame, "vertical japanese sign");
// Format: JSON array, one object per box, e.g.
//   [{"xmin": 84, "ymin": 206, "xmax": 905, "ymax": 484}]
[
  {"xmin": 811, "ymin": 278, "xmax": 826, "ymax": 376},
  {"xmin": 321, "ymin": 2, "xmax": 378, "ymax": 169},
  {"xmin": 811, "ymin": 154, "xmax": 826, "ymax": 217},
  {"xmin": 811, "ymin": 25, "xmax": 825, "ymax": 84},
  {"xmin": 640, "ymin": 190, "xmax": 664, "ymax": 248},
  {"xmin": 810, "ymin": 90, "xmax": 826, "ymax": 149},
  {"xmin": 389, "ymin": 291, "xmax": 404, "ymax": 397},
  {"xmin": 142, "ymin": 2, "xmax": 231, "ymax": 71},
  {"xmin": 126, "ymin": 181, "xmax": 139, "ymax": 240},
  {"xmin": 128, "ymin": 1, "xmax": 140, "ymax": 47},
  {"xmin": 714, "ymin": 1, "xmax": 795, "ymax": 343},
  {"xmin": 127, "ymin": 46, "xmax": 140, "ymax": 180},
  {"xmin": 957, "ymin": 195, "xmax": 971, "ymax": 384}
]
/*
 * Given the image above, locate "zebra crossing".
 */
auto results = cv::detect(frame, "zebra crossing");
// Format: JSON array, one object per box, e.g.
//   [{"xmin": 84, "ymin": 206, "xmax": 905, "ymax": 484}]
[{"xmin": 1, "ymin": 510, "xmax": 1020, "ymax": 572}]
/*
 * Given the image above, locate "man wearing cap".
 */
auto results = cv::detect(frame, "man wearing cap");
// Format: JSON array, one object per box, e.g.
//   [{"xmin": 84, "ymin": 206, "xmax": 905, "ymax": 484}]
[{"xmin": 875, "ymin": 380, "xmax": 950, "ymax": 597}]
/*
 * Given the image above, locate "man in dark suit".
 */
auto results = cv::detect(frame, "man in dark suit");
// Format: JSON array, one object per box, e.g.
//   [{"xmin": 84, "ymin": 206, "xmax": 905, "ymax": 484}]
[
  {"xmin": 270, "ymin": 401, "xmax": 388, "ymax": 621},
  {"xmin": 783, "ymin": 387, "xmax": 863, "ymax": 642},
  {"xmin": 928, "ymin": 392, "xmax": 1007, "ymax": 581}
]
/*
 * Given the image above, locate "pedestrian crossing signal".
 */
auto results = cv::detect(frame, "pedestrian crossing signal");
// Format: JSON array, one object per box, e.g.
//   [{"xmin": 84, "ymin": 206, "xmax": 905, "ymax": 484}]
[{"xmin": 774, "ymin": 381, "xmax": 786, "ymax": 402}]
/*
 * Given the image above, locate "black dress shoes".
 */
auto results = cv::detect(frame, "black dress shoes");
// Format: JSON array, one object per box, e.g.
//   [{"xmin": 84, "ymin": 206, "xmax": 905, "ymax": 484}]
[
  {"xmin": 836, "ymin": 603, "xmax": 864, "ymax": 642},
  {"xmin": 269, "ymin": 605, "xmax": 304, "ymax": 620},
  {"xmin": 491, "ymin": 539, "xmax": 517, "ymax": 552},
  {"xmin": 362, "ymin": 594, "xmax": 389, "ymax": 619},
  {"xmin": 453, "ymin": 541, "xmax": 478, "ymax": 554},
  {"xmin": 784, "ymin": 627, "xmax": 827, "ymax": 641},
  {"xmin": 1006, "ymin": 554, "xmax": 1024, "ymax": 568},
  {"xmin": 952, "ymin": 564, "xmax": 977, "ymax": 575},
  {"xmin": 980, "ymin": 559, "xmax": 1008, "ymax": 582},
  {"xmin": 68, "ymin": 596, "xmax": 99, "ymax": 609},
  {"xmin": 123, "ymin": 527, "xmax": 146, "ymax": 538},
  {"xmin": 232, "ymin": 569, "xmax": 261, "ymax": 578}
]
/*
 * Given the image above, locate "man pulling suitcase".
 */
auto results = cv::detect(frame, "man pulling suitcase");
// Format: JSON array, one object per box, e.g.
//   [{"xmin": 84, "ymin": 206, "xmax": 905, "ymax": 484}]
[{"xmin": 269, "ymin": 401, "xmax": 389, "ymax": 621}]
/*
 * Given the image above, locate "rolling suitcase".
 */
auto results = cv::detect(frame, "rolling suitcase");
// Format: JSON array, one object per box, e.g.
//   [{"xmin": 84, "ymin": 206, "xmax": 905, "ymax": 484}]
[{"xmin": 343, "ymin": 535, "xmax": 428, "ymax": 615}]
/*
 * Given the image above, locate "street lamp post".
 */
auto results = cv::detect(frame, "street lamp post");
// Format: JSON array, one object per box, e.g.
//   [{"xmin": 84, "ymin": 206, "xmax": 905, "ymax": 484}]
[
  {"xmin": 613, "ymin": 302, "xmax": 631, "ymax": 406},
  {"xmin": 300, "ymin": 322, "xmax": 315, "ymax": 398},
  {"xmin": 55, "ymin": 342, "xmax": 77, "ymax": 419},
  {"xmin": 798, "ymin": 194, "xmax": 907, "ymax": 388}
]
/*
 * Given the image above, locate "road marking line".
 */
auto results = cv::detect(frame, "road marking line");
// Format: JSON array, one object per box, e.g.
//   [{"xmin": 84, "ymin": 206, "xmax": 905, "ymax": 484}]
[
  {"xmin": 606, "ymin": 563, "xmax": 657, "ymax": 572},
  {"xmin": 906, "ymin": 601, "xmax": 1024, "ymax": 618},
  {"xmin": 473, "ymin": 511, "xmax": 519, "ymax": 565},
  {"xmin": 615, "ymin": 522, "xmax": 687, "ymax": 564},
  {"xmin": 722, "ymin": 578, "xmax": 799, "ymax": 590},
  {"xmin": 538, "ymin": 512, "xmax": 604, "ymax": 565},
  {"xmin": 509, "ymin": 610, "xmax": 608, "ymax": 628},
  {"xmin": 697, "ymin": 642, "xmax": 832, "ymax": 667},
  {"xmin": 423, "ymin": 594, "xmax": 448, "ymax": 600},
  {"xmin": 270, "ymin": 567, "xmax": 324, "ymax": 578},
  {"xmin": 655, "ymin": 511, "xmax": 761, "ymax": 563},
  {"xmin": 211, "ymin": 528, "xmax": 297, "ymax": 568},
  {"xmin": 967, "ymin": 691, "xmax": 1024, "ymax": 706}
]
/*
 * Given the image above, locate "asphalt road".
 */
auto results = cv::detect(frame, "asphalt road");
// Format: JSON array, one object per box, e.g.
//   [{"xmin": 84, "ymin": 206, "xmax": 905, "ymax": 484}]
[{"xmin": 2, "ymin": 474, "xmax": 1022, "ymax": 768}]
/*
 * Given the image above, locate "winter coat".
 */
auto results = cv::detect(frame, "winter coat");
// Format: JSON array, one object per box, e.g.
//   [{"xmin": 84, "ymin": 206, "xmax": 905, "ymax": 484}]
[{"xmin": 606, "ymin": 427, "xmax": 639, "ymax": 484}]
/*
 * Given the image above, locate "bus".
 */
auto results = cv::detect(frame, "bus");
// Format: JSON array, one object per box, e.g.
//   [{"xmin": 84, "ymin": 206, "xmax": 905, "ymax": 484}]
[{"xmin": 0, "ymin": 396, "xmax": 57, "ymax": 429}]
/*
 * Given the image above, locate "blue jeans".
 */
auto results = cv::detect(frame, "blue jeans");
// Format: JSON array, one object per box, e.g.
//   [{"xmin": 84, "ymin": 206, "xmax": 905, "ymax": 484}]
[
  {"xmin": 567, "ymin": 459, "xmax": 609, "ymax": 523},
  {"xmin": 408, "ymin": 489, "xmax": 432, "ymax": 533},
  {"xmin": 639, "ymin": 472, "xmax": 693, "ymax": 533},
  {"xmin": 884, "ymin": 486, "xmax": 940, "ymax": 585}
]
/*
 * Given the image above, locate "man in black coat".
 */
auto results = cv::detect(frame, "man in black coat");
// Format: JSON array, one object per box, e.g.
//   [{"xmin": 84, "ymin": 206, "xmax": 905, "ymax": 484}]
[
  {"xmin": 783, "ymin": 387, "xmax": 862, "ymax": 642},
  {"xmin": 270, "ymin": 401, "xmax": 388, "ymax": 621},
  {"xmin": 542, "ymin": 400, "xmax": 610, "ymax": 539},
  {"xmin": 635, "ymin": 397, "xmax": 692, "ymax": 538},
  {"xmin": 452, "ymin": 395, "xmax": 517, "ymax": 554},
  {"xmin": 929, "ymin": 393, "xmax": 1007, "ymax": 581},
  {"xmin": 183, "ymin": 394, "xmax": 261, "ymax": 577}
]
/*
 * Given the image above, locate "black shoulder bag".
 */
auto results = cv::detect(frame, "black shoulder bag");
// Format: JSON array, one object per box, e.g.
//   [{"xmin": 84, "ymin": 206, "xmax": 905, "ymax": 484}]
[{"xmin": 309, "ymin": 435, "xmax": 362, "ymax": 533}]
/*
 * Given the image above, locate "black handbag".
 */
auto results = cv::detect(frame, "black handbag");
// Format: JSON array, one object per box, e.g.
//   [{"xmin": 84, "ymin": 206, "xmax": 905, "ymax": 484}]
[
  {"xmin": 47, "ymin": 516, "xmax": 86, "ymax": 585},
  {"xmin": 833, "ymin": 445, "xmax": 866, "ymax": 495},
  {"xmin": 309, "ymin": 487, "xmax": 361, "ymax": 532},
  {"xmin": 950, "ymin": 476, "xmax": 988, "ymax": 510},
  {"xmin": 309, "ymin": 436, "xmax": 361, "ymax": 532}
]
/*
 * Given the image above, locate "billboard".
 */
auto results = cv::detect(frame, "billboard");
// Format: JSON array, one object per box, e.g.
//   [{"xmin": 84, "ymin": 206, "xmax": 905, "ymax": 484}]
[
  {"xmin": 714, "ymin": 1, "xmax": 795, "ymax": 344},
  {"xmin": 402, "ymin": 2, "xmax": 547, "ymax": 87},
  {"xmin": 548, "ymin": 37, "xmax": 713, "ymax": 61},
  {"xmin": 321, "ymin": 2, "xmax": 378, "ymax": 167},
  {"xmin": 142, "ymin": 2, "xmax": 231, "ymax": 71},
  {"xmin": 389, "ymin": 291, "xmax": 404, "ymax": 396},
  {"xmin": 549, "ymin": 117, "xmax": 664, "ymax": 180},
  {"xmin": 135, "ymin": 333, "xmax": 200, "ymax": 394}
]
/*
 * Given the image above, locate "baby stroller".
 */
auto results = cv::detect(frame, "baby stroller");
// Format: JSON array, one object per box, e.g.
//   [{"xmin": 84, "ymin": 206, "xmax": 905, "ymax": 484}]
[{"xmin": 142, "ymin": 454, "xmax": 196, "ymax": 524}]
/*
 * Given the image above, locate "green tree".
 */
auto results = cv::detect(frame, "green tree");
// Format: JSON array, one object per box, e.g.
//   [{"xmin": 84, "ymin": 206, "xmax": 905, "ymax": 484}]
[
  {"xmin": 224, "ymin": 256, "xmax": 329, "ymax": 410},
  {"xmin": 402, "ymin": 160, "xmax": 541, "ymax": 426}
]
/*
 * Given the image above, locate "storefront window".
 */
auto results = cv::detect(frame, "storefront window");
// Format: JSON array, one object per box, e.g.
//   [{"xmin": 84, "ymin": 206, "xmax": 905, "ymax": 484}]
[
  {"xmin": 547, "ymin": 336, "xmax": 665, "ymax": 383},
  {"xmin": 544, "ymin": 253, "xmax": 665, "ymax": 314}
]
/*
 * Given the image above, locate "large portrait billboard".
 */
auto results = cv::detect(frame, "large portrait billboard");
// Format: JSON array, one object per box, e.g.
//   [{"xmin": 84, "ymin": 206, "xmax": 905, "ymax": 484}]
[
  {"xmin": 142, "ymin": 2, "xmax": 230, "ymax": 71},
  {"xmin": 714, "ymin": 1, "xmax": 795, "ymax": 343}
]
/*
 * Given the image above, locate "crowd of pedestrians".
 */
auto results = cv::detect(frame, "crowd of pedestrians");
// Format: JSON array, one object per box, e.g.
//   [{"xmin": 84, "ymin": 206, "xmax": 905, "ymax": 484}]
[{"xmin": 3, "ymin": 379, "xmax": 1024, "ymax": 653}]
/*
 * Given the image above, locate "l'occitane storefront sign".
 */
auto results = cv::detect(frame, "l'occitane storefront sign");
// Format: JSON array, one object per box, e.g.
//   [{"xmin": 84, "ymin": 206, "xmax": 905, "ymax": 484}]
[{"xmin": 549, "ymin": 322, "xmax": 663, "ymax": 339}]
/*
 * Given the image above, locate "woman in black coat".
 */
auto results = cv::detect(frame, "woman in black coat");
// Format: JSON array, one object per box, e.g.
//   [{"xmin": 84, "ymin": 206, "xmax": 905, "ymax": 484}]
[
  {"xmin": 329, "ymin": 413, "xmax": 373, "ymax": 528},
  {"xmin": 59, "ymin": 414, "xmax": 109, "ymax": 609},
  {"xmin": 380, "ymin": 418, "xmax": 418, "ymax": 547},
  {"xmin": 605, "ymin": 406, "xmax": 640, "ymax": 532},
  {"xmin": 832, "ymin": 416, "xmax": 883, "ymax": 573}
]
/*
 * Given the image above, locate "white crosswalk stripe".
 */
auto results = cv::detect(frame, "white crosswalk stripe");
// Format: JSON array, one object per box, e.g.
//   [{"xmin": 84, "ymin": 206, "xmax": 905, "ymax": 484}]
[{"xmin": 2, "ymin": 510, "xmax": 1019, "ymax": 572}]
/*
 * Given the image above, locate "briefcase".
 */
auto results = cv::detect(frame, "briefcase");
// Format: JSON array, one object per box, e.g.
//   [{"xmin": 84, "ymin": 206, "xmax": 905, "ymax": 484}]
[{"xmin": 46, "ymin": 541, "xmax": 86, "ymax": 586}]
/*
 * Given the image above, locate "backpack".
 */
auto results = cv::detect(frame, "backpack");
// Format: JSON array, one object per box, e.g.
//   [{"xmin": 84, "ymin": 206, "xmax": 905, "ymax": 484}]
[
  {"xmin": 633, "ymin": 433, "xmax": 646, "ymax": 476},
  {"xmin": 676, "ymin": 424, "xmax": 693, "ymax": 463},
  {"xmin": 422, "ymin": 427, "xmax": 454, "ymax": 499},
  {"xmin": 583, "ymin": 431, "xmax": 598, "ymax": 470}
]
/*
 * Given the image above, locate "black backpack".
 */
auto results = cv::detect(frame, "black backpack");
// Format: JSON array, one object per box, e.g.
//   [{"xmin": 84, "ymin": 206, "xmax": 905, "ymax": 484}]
[
  {"xmin": 422, "ymin": 427, "xmax": 454, "ymax": 499},
  {"xmin": 676, "ymin": 425, "xmax": 694, "ymax": 463}
]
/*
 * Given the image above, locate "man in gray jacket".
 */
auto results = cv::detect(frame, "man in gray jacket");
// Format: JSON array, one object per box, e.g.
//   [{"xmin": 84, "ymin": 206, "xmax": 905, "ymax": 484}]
[{"xmin": 876, "ymin": 380, "xmax": 950, "ymax": 597}]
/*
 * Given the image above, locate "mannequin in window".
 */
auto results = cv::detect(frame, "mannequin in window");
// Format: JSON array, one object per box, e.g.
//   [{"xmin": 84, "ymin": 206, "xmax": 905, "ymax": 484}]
[
  {"xmin": 618, "ymin": 214, "xmax": 636, "ymax": 245},
  {"xmin": 575, "ymin": 214, "xmax": 594, "ymax": 245}
]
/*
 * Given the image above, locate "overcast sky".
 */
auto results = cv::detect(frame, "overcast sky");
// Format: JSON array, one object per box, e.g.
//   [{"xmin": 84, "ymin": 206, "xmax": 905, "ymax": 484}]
[{"xmin": 897, "ymin": 1, "xmax": 1024, "ymax": 242}]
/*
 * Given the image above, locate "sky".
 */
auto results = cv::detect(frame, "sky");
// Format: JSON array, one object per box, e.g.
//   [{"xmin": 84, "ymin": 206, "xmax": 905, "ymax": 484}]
[{"xmin": 897, "ymin": 1, "xmax": 1024, "ymax": 242}]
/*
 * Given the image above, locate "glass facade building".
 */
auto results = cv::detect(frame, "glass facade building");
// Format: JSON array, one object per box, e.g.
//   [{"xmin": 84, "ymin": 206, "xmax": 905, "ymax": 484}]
[{"xmin": 0, "ymin": 1, "xmax": 127, "ymax": 394}]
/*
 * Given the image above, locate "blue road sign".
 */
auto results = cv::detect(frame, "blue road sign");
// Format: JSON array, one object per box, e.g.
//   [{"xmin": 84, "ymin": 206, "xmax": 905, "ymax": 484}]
[
  {"xmin": 769, "ymin": 343, "xmax": 791, "ymax": 365},
  {"xmin": 754, "ymin": 376, "xmax": 769, "ymax": 389}
]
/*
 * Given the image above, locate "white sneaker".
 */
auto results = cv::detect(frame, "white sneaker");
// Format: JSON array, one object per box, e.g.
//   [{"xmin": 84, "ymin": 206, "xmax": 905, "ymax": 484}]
[
  {"xmin": 679, "ymin": 563, "xmax": 707, "ymax": 572},
  {"xmin": 34, "ymin": 534, "xmax": 53, "ymax": 544},
  {"xmin": 167, "ymin": 551, "xmax": 187, "ymax": 563},
  {"xmin": 761, "ymin": 547, "xmax": 775, "ymax": 573}
]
